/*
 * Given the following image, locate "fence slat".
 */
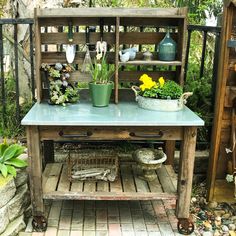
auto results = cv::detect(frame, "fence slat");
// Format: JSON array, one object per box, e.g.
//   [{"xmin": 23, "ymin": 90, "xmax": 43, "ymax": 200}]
[
  {"xmin": 0, "ymin": 24, "xmax": 5, "ymax": 127},
  {"xmin": 29, "ymin": 23, "xmax": 35, "ymax": 101},
  {"xmin": 14, "ymin": 24, "xmax": 20, "ymax": 123}
]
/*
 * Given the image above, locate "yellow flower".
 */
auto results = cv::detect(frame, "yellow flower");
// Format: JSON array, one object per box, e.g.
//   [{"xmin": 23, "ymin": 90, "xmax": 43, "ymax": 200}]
[
  {"xmin": 158, "ymin": 77, "xmax": 165, "ymax": 88},
  {"xmin": 139, "ymin": 74, "xmax": 152, "ymax": 83},
  {"xmin": 139, "ymin": 74, "xmax": 157, "ymax": 91}
]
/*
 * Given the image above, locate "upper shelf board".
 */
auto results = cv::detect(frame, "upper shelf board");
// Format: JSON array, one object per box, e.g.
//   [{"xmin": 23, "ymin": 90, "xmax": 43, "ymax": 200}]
[{"xmin": 35, "ymin": 7, "xmax": 187, "ymax": 18}]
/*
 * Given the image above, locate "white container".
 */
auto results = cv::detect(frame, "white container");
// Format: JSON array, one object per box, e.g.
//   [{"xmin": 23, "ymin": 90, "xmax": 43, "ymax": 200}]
[{"xmin": 131, "ymin": 86, "xmax": 192, "ymax": 112}]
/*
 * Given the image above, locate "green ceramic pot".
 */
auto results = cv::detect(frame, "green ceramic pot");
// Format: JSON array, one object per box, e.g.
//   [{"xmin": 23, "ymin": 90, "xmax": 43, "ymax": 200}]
[{"xmin": 89, "ymin": 82, "xmax": 113, "ymax": 107}]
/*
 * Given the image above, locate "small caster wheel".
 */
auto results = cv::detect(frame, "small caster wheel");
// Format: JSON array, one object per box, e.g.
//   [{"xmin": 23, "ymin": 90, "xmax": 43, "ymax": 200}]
[
  {"xmin": 32, "ymin": 216, "xmax": 47, "ymax": 232},
  {"xmin": 177, "ymin": 218, "xmax": 194, "ymax": 235}
]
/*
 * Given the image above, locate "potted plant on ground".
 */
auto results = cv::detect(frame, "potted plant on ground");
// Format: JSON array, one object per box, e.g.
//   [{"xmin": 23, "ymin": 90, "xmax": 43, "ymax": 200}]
[
  {"xmin": 89, "ymin": 56, "xmax": 114, "ymax": 107},
  {"xmin": 131, "ymin": 74, "xmax": 192, "ymax": 111}
]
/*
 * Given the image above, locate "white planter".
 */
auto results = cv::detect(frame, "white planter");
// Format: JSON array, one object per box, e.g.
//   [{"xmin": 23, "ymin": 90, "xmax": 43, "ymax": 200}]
[{"xmin": 131, "ymin": 86, "xmax": 192, "ymax": 112}]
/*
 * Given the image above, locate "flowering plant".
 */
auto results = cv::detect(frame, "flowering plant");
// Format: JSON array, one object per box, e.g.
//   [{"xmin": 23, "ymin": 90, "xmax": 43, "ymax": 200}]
[
  {"xmin": 138, "ymin": 74, "xmax": 183, "ymax": 99},
  {"xmin": 41, "ymin": 63, "xmax": 79, "ymax": 106}
]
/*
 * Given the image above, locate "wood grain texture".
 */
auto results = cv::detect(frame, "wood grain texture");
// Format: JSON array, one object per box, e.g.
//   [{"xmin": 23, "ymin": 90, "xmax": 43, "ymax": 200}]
[
  {"xmin": 206, "ymin": 3, "xmax": 234, "ymax": 201},
  {"xmin": 27, "ymin": 126, "xmax": 44, "ymax": 216},
  {"xmin": 39, "ymin": 126, "xmax": 183, "ymax": 141},
  {"xmin": 35, "ymin": 8, "xmax": 42, "ymax": 102},
  {"xmin": 42, "ymin": 163, "xmax": 177, "ymax": 200},
  {"xmin": 176, "ymin": 127, "xmax": 197, "ymax": 218},
  {"xmin": 36, "ymin": 8, "xmax": 183, "ymax": 18}
]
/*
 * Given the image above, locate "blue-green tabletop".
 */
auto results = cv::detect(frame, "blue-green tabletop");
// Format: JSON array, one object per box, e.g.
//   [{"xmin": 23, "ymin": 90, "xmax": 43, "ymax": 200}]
[{"xmin": 21, "ymin": 102, "xmax": 204, "ymax": 127}]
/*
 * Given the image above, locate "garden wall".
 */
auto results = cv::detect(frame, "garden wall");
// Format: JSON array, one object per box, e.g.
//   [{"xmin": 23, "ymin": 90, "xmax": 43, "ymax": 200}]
[{"xmin": 0, "ymin": 154, "xmax": 30, "ymax": 236}]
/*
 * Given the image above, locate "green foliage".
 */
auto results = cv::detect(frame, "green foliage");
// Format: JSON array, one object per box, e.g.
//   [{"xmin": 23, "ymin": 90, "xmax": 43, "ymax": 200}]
[
  {"xmin": 0, "ymin": 140, "xmax": 27, "ymax": 178},
  {"xmin": 90, "ymin": 56, "xmax": 115, "ymax": 84},
  {"xmin": 0, "ymin": 72, "xmax": 33, "ymax": 138},
  {"xmin": 49, "ymin": 80, "xmax": 80, "ymax": 106}
]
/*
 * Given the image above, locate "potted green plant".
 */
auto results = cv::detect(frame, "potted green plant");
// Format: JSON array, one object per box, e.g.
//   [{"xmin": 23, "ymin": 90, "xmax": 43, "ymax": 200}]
[
  {"xmin": 89, "ymin": 56, "xmax": 114, "ymax": 107},
  {"xmin": 0, "ymin": 140, "xmax": 27, "ymax": 178},
  {"xmin": 131, "ymin": 74, "xmax": 192, "ymax": 111}
]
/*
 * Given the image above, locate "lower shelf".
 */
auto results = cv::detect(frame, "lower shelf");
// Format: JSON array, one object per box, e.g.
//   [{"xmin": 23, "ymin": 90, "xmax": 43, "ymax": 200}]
[
  {"xmin": 213, "ymin": 179, "xmax": 236, "ymax": 203},
  {"xmin": 42, "ymin": 162, "xmax": 177, "ymax": 200}
]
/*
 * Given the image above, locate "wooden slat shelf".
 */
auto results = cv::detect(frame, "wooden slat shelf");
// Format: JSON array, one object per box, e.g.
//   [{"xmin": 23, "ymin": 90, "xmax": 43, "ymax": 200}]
[
  {"xmin": 42, "ymin": 162, "xmax": 177, "ymax": 201},
  {"xmin": 119, "ymin": 60, "xmax": 182, "ymax": 66}
]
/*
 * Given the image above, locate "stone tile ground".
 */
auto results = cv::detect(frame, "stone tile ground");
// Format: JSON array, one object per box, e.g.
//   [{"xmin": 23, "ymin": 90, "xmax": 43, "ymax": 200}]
[{"xmin": 19, "ymin": 199, "xmax": 197, "ymax": 236}]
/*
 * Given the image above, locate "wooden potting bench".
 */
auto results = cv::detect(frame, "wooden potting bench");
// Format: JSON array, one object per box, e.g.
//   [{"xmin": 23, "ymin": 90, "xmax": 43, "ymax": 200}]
[{"xmin": 21, "ymin": 8, "xmax": 204, "ymax": 234}]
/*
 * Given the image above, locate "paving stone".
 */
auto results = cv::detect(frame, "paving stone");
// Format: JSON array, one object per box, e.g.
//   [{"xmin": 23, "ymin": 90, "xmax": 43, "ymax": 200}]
[
  {"xmin": 19, "ymin": 233, "xmax": 32, "ymax": 236},
  {"xmin": 44, "ymin": 227, "xmax": 57, "ymax": 236},
  {"xmin": 0, "ymin": 175, "xmax": 16, "ymax": 208},
  {"xmin": 7, "ymin": 183, "xmax": 31, "ymax": 221},
  {"xmin": 84, "ymin": 208, "xmax": 96, "ymax": 216},
  {"xmin": 121, "ymin": 223, "xmax": 133, "ymax": 231},
  {"xmin": 96, "ymin": 209, "xmax": 108, "ymax": 223},
  {"xmin": 129, "ymin": 201, "xmax": 141, "ymax": 210},
  {"xmin": 148, "ymin": 232, "xmax": 161, "ymax": 236},
  {"xmin": 108, "ymin": 206, "xmax": 119, "ymax": 216},
  {"xmin": 70, "ymin": 230, "xmax": 83, "ymax": 236},
  {"xmin": 108, "ymin": 216, "xmax": 120, "ymax": 223},
  {"xmin": 108, "ymin": 223, "xmax": 122, "ymax": 236},
  {"xmin": 74, "ymin": 200, "xmax": 84, "ymax": 211},
  {"xmin": 85, "ymin": 200, "xmax": 95, "ymax": 209},
  {"xmin": 61, "ymin": 209, "xmax": 72, "ymax": 216},
  {"xmin": 133, "ymin": 221, "xmax": 146, "ymax": 231},
  {"xmin": 59, "ymin": 213, "xmax": 72, "ymax": 230},
  {"xmin": 96, "ymin": 231, "xmax": 108, "ymax": 236},
  {"xmin": 83, "ymin": 231, "xmax": 95, "ymax": 236},
  {"xmin": 57, "ymin": 230, "xmax": 70, "ymax": 236},
  {"xmin": 156, "ymin": 213, "xmax": 169, "ymax": 223},
  {"xmin": 1, "ymin": 214, "xmax": 26, "ymax": 236},
  {"xmin": 158, "ymin": 222, "xmax": 174, "ymax": 235},
  {"xmin": 146, "ymin": 224, "xmax": 159, "ymax": 232},
  {"xmin": 84, "ymin": 217, "xmax": 95, "ymax": 230},
  {"xmin": 62, "ymin": 200, "xmax": 74, "ymax": 210},
  {"xmin": 122, "ymin": 232, "xmax": 135, "ymax": 236},
  {"xmin": 135, "ymin": 232, "xmax": 148, "ymax": 236},
  {"xmin": 96, "ymin": 201, "xmax": 107, "ymax": 209},
  {"xmin": 32, "ymin": 232, "xmax": 44, "ymax": 236},
  {"xmin": 96, "ymin": 223, "xmax": 108, "ymax": 231}
]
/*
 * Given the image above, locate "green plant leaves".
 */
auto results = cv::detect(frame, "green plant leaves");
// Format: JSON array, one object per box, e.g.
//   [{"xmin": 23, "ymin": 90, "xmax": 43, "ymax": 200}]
[
  {"xmin": 6, "ymin": 165, "xmax": 17, "ymax": 177},
  {"xmin": 0, "ymin": 163, "xmax": 8, "ymax": 178},
  {"xmin": 0, "ymin": 142, "xmax": 9, "ymax": 156},
  {"xmin": 1, "ymin": 144, "xmax": 25, "ymax": 162},
  {"xmin": 5, "ymin": 158, "xmax": 27, "ymax": 168}
]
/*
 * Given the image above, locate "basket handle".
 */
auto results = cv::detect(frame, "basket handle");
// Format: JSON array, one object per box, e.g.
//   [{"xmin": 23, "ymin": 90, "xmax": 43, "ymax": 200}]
[
  {"xmin": 131, "ymin": 86, "xmax": 140, "ymax": 100},
  {"xmin": 59, "ymin": 130, "xmax": 93, "ymax": 138},
  {"xmin": 130, "ymin": 131, "xmax": 163, "ymax": 138},
  {"xmin": 179, "ymin": 92, "xmax": 193, "ymax": 105}
]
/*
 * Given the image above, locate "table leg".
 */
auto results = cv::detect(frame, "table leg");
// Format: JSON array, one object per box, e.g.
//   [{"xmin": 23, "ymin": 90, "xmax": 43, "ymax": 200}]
[
  {"xmin": 176, "ymin": 126, "xmax": 197, "ymax": 234},
  {"xmin": 26, "ymin": 126, "xmax": 47, "ymax": 231}
]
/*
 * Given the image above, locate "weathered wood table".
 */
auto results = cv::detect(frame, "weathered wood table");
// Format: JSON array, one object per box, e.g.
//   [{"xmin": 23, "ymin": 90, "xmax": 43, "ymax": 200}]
[{"xmin": 21, "ymin": 102, "xmax": 204, "ymax": 234}]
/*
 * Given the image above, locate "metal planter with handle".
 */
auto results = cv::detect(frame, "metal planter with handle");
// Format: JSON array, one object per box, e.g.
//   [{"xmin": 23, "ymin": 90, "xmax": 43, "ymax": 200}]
[{"xmin": 131, "ymin": 86, "xmax": 192, "ymax": 112}]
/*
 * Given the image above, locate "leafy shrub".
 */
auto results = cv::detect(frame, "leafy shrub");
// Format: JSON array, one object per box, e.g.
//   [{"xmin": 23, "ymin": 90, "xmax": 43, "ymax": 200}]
[{"xmin": 0, "ymin": 140, "xmax": 27, "ymax": 178}]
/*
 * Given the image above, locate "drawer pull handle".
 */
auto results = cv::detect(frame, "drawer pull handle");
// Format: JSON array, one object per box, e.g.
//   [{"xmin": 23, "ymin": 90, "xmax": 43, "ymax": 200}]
[
  {"xmin": 59, "ymin": 131, "xmax": 92, "ymax": 138},
  {"xmin": 129, "ymin": 131, "xmax": 163, "ymax": 138}
]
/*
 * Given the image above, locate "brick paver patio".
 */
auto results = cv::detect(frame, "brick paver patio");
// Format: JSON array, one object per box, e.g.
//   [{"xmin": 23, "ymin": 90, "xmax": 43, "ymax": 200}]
[{"xmin": 19, "ymin": 199, "xmax": 196, "ymax": 236}]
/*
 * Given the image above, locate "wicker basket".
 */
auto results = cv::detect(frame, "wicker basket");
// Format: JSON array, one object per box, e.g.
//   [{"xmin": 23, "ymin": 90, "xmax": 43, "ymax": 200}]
[{"xmin": 65, "ymin": 145, "xmax": 119, "ymax": 182}]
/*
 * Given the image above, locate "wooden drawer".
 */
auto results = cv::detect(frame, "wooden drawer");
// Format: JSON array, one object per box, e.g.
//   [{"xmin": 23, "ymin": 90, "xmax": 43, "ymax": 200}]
[{"xmin": 39, "ymin": 126, "xmax": 183, "ymax": 141}]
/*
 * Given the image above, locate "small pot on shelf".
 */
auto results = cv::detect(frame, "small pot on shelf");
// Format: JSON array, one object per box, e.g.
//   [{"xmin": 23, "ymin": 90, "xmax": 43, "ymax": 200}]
[{"xmin": 89, "ymin": 82, "xmax": 113, "ymax": 107}]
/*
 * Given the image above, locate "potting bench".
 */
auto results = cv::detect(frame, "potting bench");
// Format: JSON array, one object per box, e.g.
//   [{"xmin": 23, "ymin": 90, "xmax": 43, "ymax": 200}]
[{"xmin": 21, "ymin": 7, "xmax": 204, "ymax": 234}]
